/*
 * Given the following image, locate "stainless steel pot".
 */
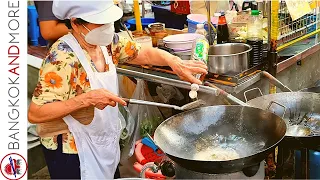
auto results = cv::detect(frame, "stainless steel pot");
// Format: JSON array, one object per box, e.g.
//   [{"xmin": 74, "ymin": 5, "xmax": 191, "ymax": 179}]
[{"xmin": 208, "ymin": 43, "xmax": 252, "ymax": 75}]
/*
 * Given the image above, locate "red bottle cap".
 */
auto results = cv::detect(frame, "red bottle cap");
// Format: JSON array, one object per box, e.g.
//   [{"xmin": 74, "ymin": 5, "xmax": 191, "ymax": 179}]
[{"xmin": 218, "ymin": 15, "xmax": 227, "ymax": 25}]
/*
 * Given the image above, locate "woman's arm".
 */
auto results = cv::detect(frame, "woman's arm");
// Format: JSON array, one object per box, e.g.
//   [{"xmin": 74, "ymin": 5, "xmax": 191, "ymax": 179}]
[
  {"xmin": 28, "ymin": 89, "xmax": 126, "ymax": 124},
  {"xmin": 113, "ymin": 36, "xmax": 208, "ymax": 84},
  {"xmin": 39, "ymin": 21, "xmax": 70, "ymax": 41},
  {"xmin": 28, "ymin": 41, "xmax": 125, "ymax": 124},
  {"xmin": 28, "ymin": 93, "xmax": 89, "ymax": 123},
  {"xmin": 34, "ymin": 1, "xmax": 69, "ymax": 41},
  {"xmin": 129, "ymin": 47, "xmax": 208, "ymax": 84}
]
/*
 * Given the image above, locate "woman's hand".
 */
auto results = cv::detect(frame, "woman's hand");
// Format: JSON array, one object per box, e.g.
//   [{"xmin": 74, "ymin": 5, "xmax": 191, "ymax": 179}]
[
  {"xmin": 129, "ymin": 47, "xmax": 208, "ymax": 84},
  {"xmin": 86, "ymin": 89, "xmax": 127, "ymax": 110},
  {"xmin": 169, "ymin": 58, "xmax": 208, "ymax": 84}
]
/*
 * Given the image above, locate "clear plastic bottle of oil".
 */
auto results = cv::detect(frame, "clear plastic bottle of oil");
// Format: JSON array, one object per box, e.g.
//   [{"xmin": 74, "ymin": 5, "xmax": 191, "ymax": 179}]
[{"xmin": 247, "ymin": 10, "xmax": 263, "ymax": 67}]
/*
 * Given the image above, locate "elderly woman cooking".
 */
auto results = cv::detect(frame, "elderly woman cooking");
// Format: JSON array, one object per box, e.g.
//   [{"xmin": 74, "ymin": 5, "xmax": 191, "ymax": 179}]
[{"xmin": 28, "ymin": 1, "xmax": 207, "ymax": 180}]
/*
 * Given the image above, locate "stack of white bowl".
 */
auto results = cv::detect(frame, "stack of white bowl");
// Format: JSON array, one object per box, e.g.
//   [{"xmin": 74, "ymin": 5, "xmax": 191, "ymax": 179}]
[{"xmin": 163, "ymin": 33, "xmax": 204, "ymax": 60}]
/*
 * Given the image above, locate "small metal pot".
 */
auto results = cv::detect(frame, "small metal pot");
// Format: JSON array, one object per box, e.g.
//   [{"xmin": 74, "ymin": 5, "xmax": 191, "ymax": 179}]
[{"xmin": 208, "ymin": 43, "xmax": 252, "ymax": 75}]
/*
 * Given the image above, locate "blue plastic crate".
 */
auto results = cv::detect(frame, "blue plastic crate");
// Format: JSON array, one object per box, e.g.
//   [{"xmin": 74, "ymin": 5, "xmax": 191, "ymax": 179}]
[{"xmin": 28, "ymin": 5, "xmax": 39, "ymax": 46}]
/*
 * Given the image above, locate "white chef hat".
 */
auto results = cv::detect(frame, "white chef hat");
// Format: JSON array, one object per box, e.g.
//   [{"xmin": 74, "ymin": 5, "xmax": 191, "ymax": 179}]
[{"xmin": 52, "ymin": 0, "xmax": 123, "ymax": 24}]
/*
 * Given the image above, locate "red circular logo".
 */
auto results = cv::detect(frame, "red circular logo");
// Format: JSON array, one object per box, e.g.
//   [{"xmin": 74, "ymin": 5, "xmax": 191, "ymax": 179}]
[{"xmin": 0, "ymin": 153, "xmax": 28, "ymax": 180}]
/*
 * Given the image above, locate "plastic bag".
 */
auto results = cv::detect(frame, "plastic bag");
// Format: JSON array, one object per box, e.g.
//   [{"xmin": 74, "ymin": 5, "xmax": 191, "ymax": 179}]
[
  {"xmin": 156, "ymin": 84, "xmax": 184, "ymax": 103},
  {"xmin": 28, "ymin": 122, "xmax": 38, "ymax": 136},
  {"xmin": 119, "ymin": 105, "xmax": 138, "ymax": 164},
  {"xmin": 129, "ymin": 79, "xmax": 164, "ymax": 139},
  {"xmin": 118, "ymin": 75, "xmax": 137, "ymax": 98}
]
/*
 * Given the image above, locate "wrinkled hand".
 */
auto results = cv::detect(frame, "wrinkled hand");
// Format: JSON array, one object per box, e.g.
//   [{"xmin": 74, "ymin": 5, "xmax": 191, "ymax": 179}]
[
  {"xmin": 86, "ymin": 89, "xmax": 127, "ymax": 110},
  {"xmin": 170, "ymin": 58, "xmax": 208, "ymax": 84}
]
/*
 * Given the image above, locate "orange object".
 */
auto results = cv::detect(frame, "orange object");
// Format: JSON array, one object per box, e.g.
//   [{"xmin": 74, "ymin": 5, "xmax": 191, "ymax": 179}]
[
  {"xmin": 134, "ymin": 141, "xmax": 164, "ymax": 165},
  {"xmin": 133, "ymin": 140, "xmax": 167, "ymax": 179},
  {"xmin": 218, "ymin": 15, "xmax": 227, "ymax": 25}
]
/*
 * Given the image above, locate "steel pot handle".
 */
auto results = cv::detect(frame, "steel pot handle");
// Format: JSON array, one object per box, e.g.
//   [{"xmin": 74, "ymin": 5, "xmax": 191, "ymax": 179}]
[
  {"xmin": 266, "ymin": 101, "xmax": 287, "ymax": 118},
  {"xmin": 244, "ymin": 88, "xmax": 263, "ymax": 102}
]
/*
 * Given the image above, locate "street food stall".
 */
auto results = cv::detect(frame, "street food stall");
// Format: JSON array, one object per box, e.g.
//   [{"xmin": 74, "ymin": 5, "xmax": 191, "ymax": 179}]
[
  {"xmin": 115, "ymin": 1, "xmax": 320, "ymax": 179},
  {"xmin": 27, "ymin": 0, "xmax": 320, "ymax": 179}
]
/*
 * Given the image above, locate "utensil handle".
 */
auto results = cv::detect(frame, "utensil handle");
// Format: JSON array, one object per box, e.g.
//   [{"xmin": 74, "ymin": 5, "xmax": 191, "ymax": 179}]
[
  {"xmin": 146, "ymin": 133, "xmax": 165, "ymax": 153},
  {"xmin": 243, "ymin": 88, "xmax": 264, "ymax": 102},
  {"xmin": 205, "ymin": 82, "xmax": 248, "ymax": 106},
  {"xmin": 266, "ymin": 101, "xmax": 287, "ymax": 118},
  {"xmin": 123, "ymin": 98, "xmax": 181, "ymax": 110},
  {"xmin": 262, "ymin": 71, "xmax": 292, "ymax": 92}
]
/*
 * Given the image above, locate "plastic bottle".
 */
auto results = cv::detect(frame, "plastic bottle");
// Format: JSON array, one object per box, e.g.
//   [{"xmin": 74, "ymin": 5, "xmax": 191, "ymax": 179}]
[
  {"xmin": 217, "ymin": 12, "xmax": 230, "ymax": 44},
  {"xmin": 247, "ymin": 10, "xmax": 263, "ymax": 67},
  {"xmin": 195, "ymin": 24, "xmax": 207, "ymax": 37},
  {"xmin": 189, "ymin": 36, "xmax": 209, "ymax": 99}
]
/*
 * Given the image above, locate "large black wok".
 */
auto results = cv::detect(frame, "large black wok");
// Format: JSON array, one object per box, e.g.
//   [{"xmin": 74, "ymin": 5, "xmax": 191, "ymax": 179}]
[
  {"xmin": 153, "ymin": 106, "xmax": 286, "ymax": 174},
  {"xmin": 247, "ymin": 92, "xmax": 320, "ymax": 149}
]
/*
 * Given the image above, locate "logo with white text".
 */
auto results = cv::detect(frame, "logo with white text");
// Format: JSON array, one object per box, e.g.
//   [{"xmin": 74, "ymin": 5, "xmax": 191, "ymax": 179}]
[{"xmin": 1, "ymin": 153, "xmax": 27, "ymax": 180}]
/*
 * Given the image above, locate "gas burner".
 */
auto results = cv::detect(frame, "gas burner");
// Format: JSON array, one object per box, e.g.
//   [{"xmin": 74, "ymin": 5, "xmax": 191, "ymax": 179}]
[{"xmin": 173, "ymin": 161, "xmax": 265, "ymax": 179}]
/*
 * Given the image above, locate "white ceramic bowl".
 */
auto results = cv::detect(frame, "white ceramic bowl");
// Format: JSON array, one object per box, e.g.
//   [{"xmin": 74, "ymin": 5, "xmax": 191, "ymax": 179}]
[
  {"xmin": 165, "ymin": 41, "xmax": 193, "ymax": 51},
  {"xmin": 163, "ymin": 33, "xmax": 204, "ymax": 43},
  {"xmin": 163, "ymin": 33, "xmax": 204, "ymax": 51}
]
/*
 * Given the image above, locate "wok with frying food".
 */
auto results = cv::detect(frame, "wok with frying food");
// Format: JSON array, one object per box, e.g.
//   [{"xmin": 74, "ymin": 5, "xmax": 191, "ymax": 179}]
[{"xmin": 154, "ymin": 105, "xmax": 286, "ymax": 174}]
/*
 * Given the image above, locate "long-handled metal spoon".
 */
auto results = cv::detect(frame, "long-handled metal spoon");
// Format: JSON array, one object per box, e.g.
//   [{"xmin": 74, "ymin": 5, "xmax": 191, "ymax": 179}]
[{"xmin": 123, "ymin": 98, "xmax": 206, "ymax": 111}]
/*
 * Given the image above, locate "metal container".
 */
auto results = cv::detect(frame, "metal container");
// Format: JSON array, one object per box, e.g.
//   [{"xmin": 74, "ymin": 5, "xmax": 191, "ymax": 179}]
[{"xmin": 208, "ymin": 43, "xmax": 251, "ymax": 75}]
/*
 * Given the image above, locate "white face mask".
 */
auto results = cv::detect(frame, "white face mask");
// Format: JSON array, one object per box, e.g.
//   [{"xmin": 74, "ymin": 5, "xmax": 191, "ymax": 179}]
[{"xmin": 82, "ymin": 23, "xmax": 115, "ymax": 46}]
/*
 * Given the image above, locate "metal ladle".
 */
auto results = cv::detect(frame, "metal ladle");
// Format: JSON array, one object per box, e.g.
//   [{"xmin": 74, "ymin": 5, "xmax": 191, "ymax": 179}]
[{"xmin": 123, "ymin": 98, "xmax": 206, "ymax": 111}]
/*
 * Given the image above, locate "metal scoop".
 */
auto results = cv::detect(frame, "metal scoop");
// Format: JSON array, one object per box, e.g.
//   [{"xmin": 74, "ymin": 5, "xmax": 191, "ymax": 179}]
[{"xmin": 123, "ymin": 98, "xmax": 206, "ymax": 111}]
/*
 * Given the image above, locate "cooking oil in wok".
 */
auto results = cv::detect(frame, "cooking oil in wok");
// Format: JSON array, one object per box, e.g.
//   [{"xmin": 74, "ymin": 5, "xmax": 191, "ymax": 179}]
[{"xmin": 193, "ymin": 133, "xmax": 265, "ymax": 161}]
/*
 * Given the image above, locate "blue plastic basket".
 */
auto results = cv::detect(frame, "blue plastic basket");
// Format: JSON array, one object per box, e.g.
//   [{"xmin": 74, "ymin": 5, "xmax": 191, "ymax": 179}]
[
  {"xmin": 124, "ymin": 23, "xmax": 131, "ymax": 30},
  {"xmin": 28, "ymin": 5, "xmax": 39, "ymax": 46},
  {"xmin": 126, "ymin": 18, "xmax": 156, "ymax": 31},
  {"xmin": 306, "ymin": 15, "xmax": 317, "ymax": 34}
]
